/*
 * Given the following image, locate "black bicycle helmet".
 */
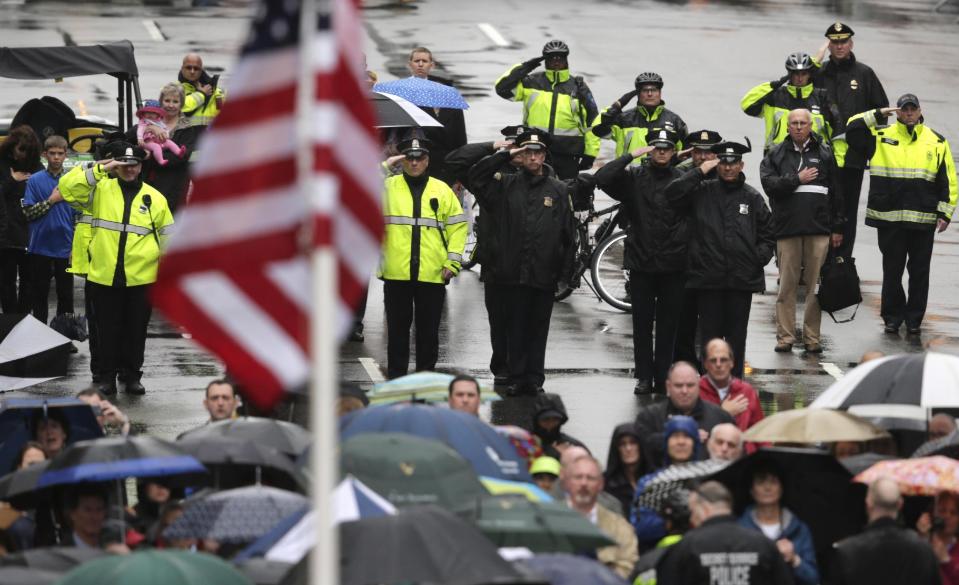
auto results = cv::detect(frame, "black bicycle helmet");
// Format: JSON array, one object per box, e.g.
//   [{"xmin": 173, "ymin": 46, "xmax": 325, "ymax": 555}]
[
  {"xmin": 784, "ymin": 52, "xmax": 814, "ymax": 72},
  {"xmin": 634, "ymin": 72, "xmax": 664, "ymax": 90},
  {"xmin": 542, "ymin": 40, "xmax": 570, "ymax": 57}
]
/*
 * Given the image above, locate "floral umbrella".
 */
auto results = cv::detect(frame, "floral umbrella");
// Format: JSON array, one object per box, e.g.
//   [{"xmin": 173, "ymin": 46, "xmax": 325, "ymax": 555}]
[{"xmin": 854, "ymin": 456, "xmax": 959, "ymax": 496}]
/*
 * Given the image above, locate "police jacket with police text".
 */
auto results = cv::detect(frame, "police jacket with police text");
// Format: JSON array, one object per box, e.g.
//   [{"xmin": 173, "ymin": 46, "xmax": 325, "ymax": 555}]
[
  {"xmin": 657, "ymin": 514, "xmax": 794, "ymax": 585},
  {"xmin": 59, "ymin": 163, "xmax": 173, "ymax": 287},
  {"xmin": 594, "ymin": 154, "xmax": 686, "ymax": 272},
  {"xmin": 665, "ymin": 169, "xmax": 775, "ymax": 292},
  {"xmin": 379, "ymin": 173, "xmax": 467, "ymax": 284},
  {"xmin": 591, "ymin": 103, "xmax": 689, "ymax": 165},
  {"xmin": 760, "ymin": 134, "xmax": 844, "ymax": 238},
  {"xmin": 826, "ymin": 517, "xmax": 940, "ymax": 585},
  {"xmin": 846, "ymin": 109, "xmax": 958, "ymax": 230},
  {"xmin": 742, "ymin": 81, "xmax": 838, "ymax": 153},
  {"xmin": 468, "ymin": 150, "xmax": 575, "ymax": 291},
  {"xmin": 495, "ymin": 64, "xmax": 599, "ymax": 157}
]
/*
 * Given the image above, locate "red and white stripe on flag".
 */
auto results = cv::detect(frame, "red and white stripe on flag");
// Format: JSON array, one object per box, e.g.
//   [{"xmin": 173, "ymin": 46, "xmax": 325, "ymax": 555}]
[{"xmin": 152, "ymin": 0, "xmax": 382, "ymax": 410}]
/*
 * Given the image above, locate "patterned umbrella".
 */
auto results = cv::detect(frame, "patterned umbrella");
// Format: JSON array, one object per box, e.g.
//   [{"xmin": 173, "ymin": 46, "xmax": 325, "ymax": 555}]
[
  {"xmin": 373, "ymin": 77, "xmax": 469, "ymax": 110},
  {"xmin": 854, "ymin": 455, "xmax": 959, "ymax": 495},
  {"xmin": 637, "ymin": 459, "xmax": 729, "ymax": 512},
  {"xmin": 368, "ymin": 371, "xmax": 499, "ymax": 405},
  {"xmin": 163, "ymin": 485, "xmax": 308, "ymax": 544}
]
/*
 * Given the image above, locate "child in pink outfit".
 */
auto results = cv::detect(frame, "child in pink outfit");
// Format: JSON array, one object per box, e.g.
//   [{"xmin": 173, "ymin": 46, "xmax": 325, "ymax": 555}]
[{"xmin": 136, "ymin": 100, "xmax": 186, "ymax": 166}]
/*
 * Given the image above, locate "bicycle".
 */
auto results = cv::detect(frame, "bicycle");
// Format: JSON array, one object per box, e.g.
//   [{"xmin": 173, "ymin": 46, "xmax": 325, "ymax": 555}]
[{"xmin": 555, "ymin": 202, "xmax": 632, "ymax": 312}]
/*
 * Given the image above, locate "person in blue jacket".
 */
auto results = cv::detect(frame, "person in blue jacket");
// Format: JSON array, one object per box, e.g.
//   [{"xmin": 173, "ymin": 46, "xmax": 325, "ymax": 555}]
[
  {"xmin": 738, "ymin": 462, "xmax": 819, "ymax": 585},
  {"xmin": 631, "ymin": 415, "xmax": 701, "ymax": 551}
]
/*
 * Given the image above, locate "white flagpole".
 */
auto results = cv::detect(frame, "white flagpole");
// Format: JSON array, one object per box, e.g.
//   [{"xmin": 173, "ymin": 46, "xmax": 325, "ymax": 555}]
[{"xmin": 300, "ymin": 0, "xmax": 338, "ymax": 583}]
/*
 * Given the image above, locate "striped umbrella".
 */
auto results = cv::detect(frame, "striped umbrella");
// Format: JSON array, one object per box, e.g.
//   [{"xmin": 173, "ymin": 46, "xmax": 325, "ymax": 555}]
[
  {"xmin": 854, "ymin": 456, "xmax": 959, "ymax": 495},
  {"xmin": 809, "ymin": 352, "xmax": 959, "ymax": 413}
]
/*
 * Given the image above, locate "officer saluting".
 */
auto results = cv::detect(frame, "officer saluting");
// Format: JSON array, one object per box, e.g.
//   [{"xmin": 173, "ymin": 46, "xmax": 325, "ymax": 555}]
[
  {"xmin": 469, "ymin": 131, "xmax": 575, "ymax": 395},
  {"xmin": 56, "ymin": 142, "xmax": 174, "ymax": 395},
  {"xmin": 666, "ymin": 138, "xmax": 775, "ymax": 379},
  {"xmin": 379, "ymin": 138, "xmax": 467, "ymax": 379}
]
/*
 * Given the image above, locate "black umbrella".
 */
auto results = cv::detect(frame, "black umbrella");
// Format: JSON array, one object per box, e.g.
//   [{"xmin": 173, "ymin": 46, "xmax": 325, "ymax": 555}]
[
  {"xmin": 840, "ymin": 452, "xmax": 897, "ymax": 475},
  {"xmin": 0, "ymin": 546, "xmax": 105, "ymax": 571},
  {"xmin": 0, "ymin": 566, "xmax": 61, "ymax": 585},
  {"xmin": 711, "ymin": 447, "xmax": 866, "ymax": 577},
  {"xmin": 176, "ymin": 436, "xmax": 306, "ymax": 492},
  {"xmin": 234, "ymin": 558, "xmax": 294, "ymax": 585},
  {"xmin": 177, "ymin": 418, "xmax": 309, "ymax": 459},
  {"xmin": 332, "ymin": 506, "xmax": 527, "ymax": 585},
  {"xmin": 370, "ymin": 92, "xmax": 444, "ymax": 129},
  {"xmin": 0, "ymin": 397, "xmax": 103, "ymax": 473},
  {"xmin": 0, "ymin": 460, "xmax": 49, "ymax": 508}
]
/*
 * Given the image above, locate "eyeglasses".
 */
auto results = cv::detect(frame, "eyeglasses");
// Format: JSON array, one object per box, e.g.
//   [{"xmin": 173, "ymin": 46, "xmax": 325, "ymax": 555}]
[{"xmin": 183, "ymin": 65, "xmax": 201, "ymax": 71}]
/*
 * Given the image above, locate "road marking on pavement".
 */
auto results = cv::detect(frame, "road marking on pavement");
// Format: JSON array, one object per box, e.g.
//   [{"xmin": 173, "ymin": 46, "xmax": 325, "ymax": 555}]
[
  {"xmin": 358, "ymin": 357, "xmax": 385, "ymax": 383},
  {"xmin": 820, "ymin": 362, "xmax": 844, "ymax": 380},
  {"xmin": 477, "ymin": 23, "xmax": 510, "ymax": 48},
  {"xmin": 142, "ymin": 19, "xmax": 166, "ymax": 42}
]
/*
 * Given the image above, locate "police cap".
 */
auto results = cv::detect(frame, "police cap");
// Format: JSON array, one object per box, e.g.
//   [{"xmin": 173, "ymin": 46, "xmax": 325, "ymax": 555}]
[
  {"xmin": 686, "ymin": 129, "xmax": 723, "ymax": 150},
  {"xmin": 516, "ymin": 130, "xmax": 551, "ymax": 151},
  {"xmin": 648, "ymin": 128, "xmax": 678, "ymax": 149},
  {"xmin": 500, "ymin": 125, "xmax": 529, "ymax": 141},
  {"xmin": 397, "ymin": 137, "xmax": 432, "ymax": 158},
  {"xmin": 106, "ymin": 141, "xmax": 146, "ymax": 165},
  {"xmin": 711, "ymin": 137, "xmax": 752, "ymax": 163},
  {"xmin": 825, "ymin": 22, "xmax": 855, "ymax": 41},
  {"xmin": 896, "ymin": 93, "xmax": 920, "ymax": 108}
]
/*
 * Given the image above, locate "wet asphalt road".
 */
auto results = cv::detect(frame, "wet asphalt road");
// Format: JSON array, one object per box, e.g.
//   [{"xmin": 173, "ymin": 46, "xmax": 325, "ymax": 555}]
[{"xmin": 3, "ymin": 0, "xmax": 959, "ymax": 461}]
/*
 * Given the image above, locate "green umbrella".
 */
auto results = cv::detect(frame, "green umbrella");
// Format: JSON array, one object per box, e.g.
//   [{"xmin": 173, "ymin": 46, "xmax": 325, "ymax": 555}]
[
  {"xmin": 456, "ymin": 494, "xmax": 616, "ymax": 553},
  {"xmin": 341, "ymin": 433, "xmax": 485, "ymax": 509},
  {"xmin": 54, "ymin": 550, "xmax": 252, "ymax": 585},
  {"xmin": 368, "ymin": 371, "xmax": 499, "ymax": 405}
]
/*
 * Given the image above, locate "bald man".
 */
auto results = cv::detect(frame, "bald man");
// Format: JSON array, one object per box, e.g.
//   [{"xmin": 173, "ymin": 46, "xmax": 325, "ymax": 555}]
[
  {"xmin": 178, "ymin": 53, "xmax": 225, "ymax": 129},
  {"xmin": 706, "ymin": 423, "xmax": 744, "ymax": 461},
  {"xmin": 929, "ymin": 413, "xmax": 957, "ymax": 441},
  {"xmin": 828, "ymin": 478, "xmax": 940, "ymax": 585},
  {"xmin": 698, "ymin": 338, "xmax": 764, "ymax": 436}
]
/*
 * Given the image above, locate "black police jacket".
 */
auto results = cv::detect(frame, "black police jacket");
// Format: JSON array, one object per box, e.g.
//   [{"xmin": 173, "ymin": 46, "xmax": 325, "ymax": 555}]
[
  {"xmin": 468, "ymin": 150, "xmax": 575, "ymax": 291},
  {"xmin": 665, "ymin": 169, "xmax": 775, "ymax": 292},
  {"xmin": 594, "ymin": 154, "xmax": 686, "ymax": 273},
  {"xmin": 759, "ymin": 135, "xmax": 845, "ymax": 238},
  {"xmin": 657, "ymin": 515, "xmax": 794, "ymax": 585},
  {"xmin": 827, "ymin": 517, "xmax": 940, "ymax": 585}
]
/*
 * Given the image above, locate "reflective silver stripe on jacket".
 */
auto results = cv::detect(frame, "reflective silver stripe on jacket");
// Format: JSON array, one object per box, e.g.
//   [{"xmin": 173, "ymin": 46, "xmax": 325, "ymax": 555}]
[
  {"xmin": 90, "ymin": 218, "xmax": 153, "ymax": 236},
  {"xmin": 158, "ymin": 225, "xmax": 174, "ymax": 236},
  {"xmin": 84, "ymin": 166, "xmax": 97, "ymax": 186},
  {"xmin": 794, "ymin": 185, "xmax": 830, "ymax": 195},
  {"xmin": 447, "ymin": 252, "xmax": 463, "ymax": 263},
  {"xmin": 78, "ymin": 215, "xmax": 92, "ymax": 225},
  {"xmin": 446, "ymin": 213, "xmax": 467, "ymax": 224},
  {"xmin": 384, "ymin": 216, "xmax": 441, "ymax": 228}
]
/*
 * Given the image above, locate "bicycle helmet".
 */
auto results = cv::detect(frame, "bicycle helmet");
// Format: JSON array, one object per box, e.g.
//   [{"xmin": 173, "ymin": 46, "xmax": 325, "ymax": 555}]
[
  {"xmin": 542, "ymin": 40, "xmax": 570, "ymax": 57},
  {"xmin": 784, "ymin": 52, "xmax": 814, "ymax": 72},
  {"xmin": 634, "ymin": 72, "xmax": 664, "ymax": 90}
]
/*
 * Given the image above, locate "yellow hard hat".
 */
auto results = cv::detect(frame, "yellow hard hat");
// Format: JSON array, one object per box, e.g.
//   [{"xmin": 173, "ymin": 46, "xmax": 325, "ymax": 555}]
[{"xmin": 529, "ymin": 456, "xmax": 561, "ymax": 477}]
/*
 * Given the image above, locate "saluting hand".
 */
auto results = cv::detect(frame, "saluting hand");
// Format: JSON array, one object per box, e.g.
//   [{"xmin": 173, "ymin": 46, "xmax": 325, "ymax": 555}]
[
  {"xmin": 385, "ymin": 154, "xmax": 405, "ymax": 167},
  {"xmin": 879, "ymin": 106, "xmax": 900, "ymax": 116},
  {"xmin": 676, "ymin": 147, "xmax": 694, "ymax": 161},
  {"xmin": 509, "ymin": 145, "xmax": 528, "ymax": 157},
  {"xmin": 629, "ymin": 146, "xmax": 656, "ymax": 159},
  {"xmin": 797, "ymin": 167, "xmax": 819, "ymax": 184},
  {"xmin": 699, "ymin": 158, "xmax": 720, "ymax": 175}
]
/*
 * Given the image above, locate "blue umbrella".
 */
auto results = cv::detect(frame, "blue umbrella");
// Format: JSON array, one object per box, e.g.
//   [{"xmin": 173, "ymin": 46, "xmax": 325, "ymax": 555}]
[
  {"xmin": 373, "ymin": 77, "xmax": 469, "ymax": 110},
  {"xmin": 339, "ymin": 403, "xmax": 531, "ymax": 481},
  {"xmin": 0, "ymin": 398, "xmax": 103, "ymax": 474},
  {"xmin": 517, "ymin": 553, "xmax": 630, "ymax": 585}
]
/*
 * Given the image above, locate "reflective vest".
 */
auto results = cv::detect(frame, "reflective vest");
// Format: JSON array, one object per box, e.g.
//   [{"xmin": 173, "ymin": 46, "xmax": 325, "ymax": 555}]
[
  {"xmin": 590, "ymin": 104, "xmax": 687, "ymax": 165},
  {"xmin": 849, "ymin": 110, "xmax": 958, "ymax": 228},
  {"xmin": 59, "ymin": 164, "xmax": 174, "ymax": 287},
  {"xmin": 67, "ymin": 213, "xmax": 92, "ymax": 276},
  {"xmin": 378, "ymin": 175, "xmax": 467, "ymax": 284},
  {"xmin": 741, "ymin": 82, "xmax": 832, "ymax": 152},
  {"xmin": 181, "ymin": 81, "xmax": 224, "ymax": 127},
  {"xmin": 496, "ymin": 65, "xmax": 599, "ymax": 157}
]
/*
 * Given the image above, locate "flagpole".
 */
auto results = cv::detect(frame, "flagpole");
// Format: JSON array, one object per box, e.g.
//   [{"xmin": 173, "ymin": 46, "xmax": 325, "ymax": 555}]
[{"xmin": 300, "ymin": 0, "xmax": 338, "ymax": 584}]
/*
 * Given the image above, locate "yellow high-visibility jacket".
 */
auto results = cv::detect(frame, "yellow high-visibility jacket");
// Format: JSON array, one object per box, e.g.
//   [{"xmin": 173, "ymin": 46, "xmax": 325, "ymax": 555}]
[
  {"xmin": 181, "ymin": 80, "xmax": 224, "ymax": 127},
  {"xmin": 741, "ymin": 81, "xmax": 834, "ymax": 152}
]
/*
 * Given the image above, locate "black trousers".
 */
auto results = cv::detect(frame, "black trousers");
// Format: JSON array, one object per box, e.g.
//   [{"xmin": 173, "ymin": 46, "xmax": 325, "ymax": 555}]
[
  {"xmin": 834, "ymin": 166, "xmax": 865, "ymax": 259},
  {"xmin": 27, "ymin": 254, "xmax": 73, "ymax": 324},
  {"xmin": 697, "ymin": 289, "xmax": 753, "ymax": 379},
  {"xmin": 383, "ymin": 280, "xmax": 446, "ymax": 379},
  {"xmin": 548, "ymin": 153, "xmax": 580, "ymax": 181},
  {"xmin": 0, "ymin": 249, "xmax": 29, "ymax": 313},
  {"xmin": 631, "ymin": 271, "xmax": 685, "ymax": 388},
  {"xmin": 85, "ymin": 280, "xmax": 101, "ymax": 380},
  {"xmin": 484, "ymin": 281, "xmax": 509, "ymax": 380},
  {"xmin": 876, "ymin": 225, "xmax": 935, "ymax": 329},
  {"xmin": 673, "ymin": 288, "xmax": 700, "ymax": 367},
  {"xmin": 503, "ymin": 284, "xmax": 553, "ymax": 389},
  {"xmin": 86, "ymin": 282, "xmax": 152, "ymax": 382}
]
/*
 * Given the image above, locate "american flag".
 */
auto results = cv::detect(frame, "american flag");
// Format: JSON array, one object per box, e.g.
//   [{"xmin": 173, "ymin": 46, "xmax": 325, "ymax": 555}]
[{"xmin": 153, "ymin": 0, "xmax": 382, "ymax": 410}]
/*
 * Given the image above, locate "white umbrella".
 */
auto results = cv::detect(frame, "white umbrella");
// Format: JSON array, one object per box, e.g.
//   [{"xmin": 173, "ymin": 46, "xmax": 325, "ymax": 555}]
[{"xmin": 0, "ymin": 314, "xmax": 71, "ymax": 389}]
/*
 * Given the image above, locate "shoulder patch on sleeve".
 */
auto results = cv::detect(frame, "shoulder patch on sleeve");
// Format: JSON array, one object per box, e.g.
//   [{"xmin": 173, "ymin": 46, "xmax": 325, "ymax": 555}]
[{"xmin": 493, "ymin": 172, "xmax": 502, "ymax": 181}]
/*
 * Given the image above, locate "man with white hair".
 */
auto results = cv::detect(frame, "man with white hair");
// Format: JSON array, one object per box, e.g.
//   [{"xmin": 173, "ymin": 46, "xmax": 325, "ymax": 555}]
[{"xmin": 706, "ymin": 423, "xmax": 744, "ymax": 461}]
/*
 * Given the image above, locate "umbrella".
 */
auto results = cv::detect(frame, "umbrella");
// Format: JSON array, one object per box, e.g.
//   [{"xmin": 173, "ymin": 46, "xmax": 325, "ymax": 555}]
[
  {"xmin": 370, "ymin": 92, "xmax": 443, "ymax": 128},
  {"xmin": 0, "ymin": 397, "xmax": 103, "ymax": 473},
  {"xmin": 340, "ymin": 403, "xmax": 531, "ymax": 481},
  {"xmin": 912, "ymin": 430, "xmax": 959, "ymax": 458},
  {"xmin": 854, "ymin": 456, "xmax": 959, "ymax": 495},
  {"xmin": 810, "ymin": 352, "xmax": 959, "ymax": 411},
  {"xmin": 637, "ymin": 458, "xmax": 729, "ymax": 512},
  {"xmin": 368, "ymin": 371, "xmax": 499, "ymax": 405},
  {"xmin": 516, "ymin": 553, "xmax": 629, "ymax": 585},
  {"xmin": 840, "ymin": 452, "xmax": 897, "ymax": 475},
  {"xmin": 494, "ymin": 425, "xmax": 545, "ymax": 466},
  {"xmin": 742, "ymin": 408, "xmax": 890, "ymax": 443},
  {"xmin": 0, "ymin": 459, "xmax": 49, "ymax": 508},
  {"xmin": 373, "ymin": 76, "xmax": 469, "ymax": 110},
  {"xmin": 337, "ymin": 506, "xmax": 528, "ymax": 585},
  {"xmin": 341, "ymin": 432, "xmax": 486, "ymax": 509},
  {"xmin": 235, "ymin": 559, "xmax": 294, "ymax": 585},
  {"xmin": 0, "ymin": 566, "xmax": 61, "ymax": 585},
  {"xmin": 0, "ymin": 546, "xmax": 104, "ymax": 571},
  {"xmin": 55, "ymin": 549, "xmax": 253, "ymax": 585},
  {"xmin": 711, "ymin": 447, "xmax": 866, "ymax": 571},
  {"xmin": 163, "ymin": 485, "xmax": 308, "ymax": 543},
  {"xmin": 177, "ymin": 418, "xmax": 309, "ymax": 459},
  {"xmin": 0, "ymin": 313, "xmax": 71, "ymax": 390},
  {"xmin": 175, "ymin": 435, "xmax": 305, "ymax": 492},
  {"xmin": 456, "ymin": 494, "xmax": 615, "ymax": 553},
  {"xmin": 479, "ymin": 476, "xmax": 553, "ymax": 502}
]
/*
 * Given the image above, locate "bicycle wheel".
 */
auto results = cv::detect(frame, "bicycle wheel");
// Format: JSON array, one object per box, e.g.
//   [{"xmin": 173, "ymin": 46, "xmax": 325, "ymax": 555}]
[
  {"xmin": 590, "ymin": 231, "xmax": 632, "ymax": 312},
  {"xmin": 461, "ymin": 226, "xmax": 479, "ymax": 270},
  {"xmin": 555, "ymin": 223, "xmax": 587, "ymax": 302}
]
